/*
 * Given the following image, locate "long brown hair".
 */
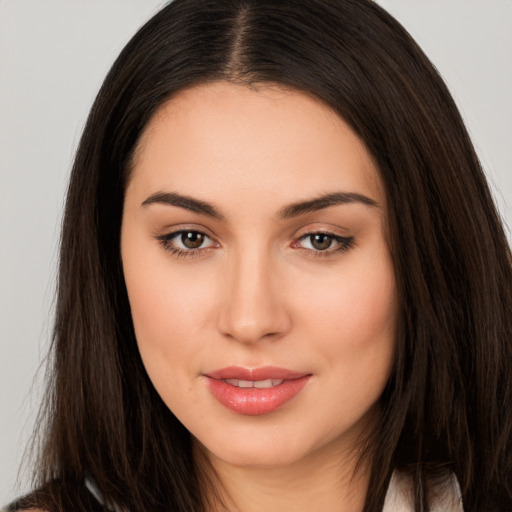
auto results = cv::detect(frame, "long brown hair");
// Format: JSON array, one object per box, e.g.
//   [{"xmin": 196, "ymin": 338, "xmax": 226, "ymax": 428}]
[{"xmin": 30, "ymin": 1, "xmax": 512, "ymax": 510}]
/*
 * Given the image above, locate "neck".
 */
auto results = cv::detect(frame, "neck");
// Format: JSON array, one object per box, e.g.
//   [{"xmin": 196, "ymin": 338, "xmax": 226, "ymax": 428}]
[{"xmin": 194, "ymin": 437, "xmax": 371, "ymax": 512}]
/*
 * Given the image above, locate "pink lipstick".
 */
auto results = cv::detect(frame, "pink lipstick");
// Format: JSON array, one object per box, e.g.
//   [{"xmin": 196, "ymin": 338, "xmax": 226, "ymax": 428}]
[{"xmin": 204, "ymin": 366, "xmax": 311, "ymax": 416}]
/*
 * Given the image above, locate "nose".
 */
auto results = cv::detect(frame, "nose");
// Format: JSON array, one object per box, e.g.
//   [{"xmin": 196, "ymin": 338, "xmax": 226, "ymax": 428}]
[{"xmin": 217, "ymin": 248, "xmax": 291, "ymax": 345}]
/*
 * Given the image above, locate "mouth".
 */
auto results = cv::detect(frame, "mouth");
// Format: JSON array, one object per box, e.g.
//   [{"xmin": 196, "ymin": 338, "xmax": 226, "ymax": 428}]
[
  {"xmin": 203, "ymin": 366, "xmax": 312, "ymax": 416},
  {"xmin": 222, "ymin": 378, "xmax": 284, "ymax": 388}
]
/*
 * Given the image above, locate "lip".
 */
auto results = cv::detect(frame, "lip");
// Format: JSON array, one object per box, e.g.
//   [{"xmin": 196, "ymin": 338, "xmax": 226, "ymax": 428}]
[
  {"xmin": 205, "ymin": 366, "xmax": 309, "ymax": 381},
  {"xmin": 203, "ymin": 366, "xmax": 312, "ymax": 416}
]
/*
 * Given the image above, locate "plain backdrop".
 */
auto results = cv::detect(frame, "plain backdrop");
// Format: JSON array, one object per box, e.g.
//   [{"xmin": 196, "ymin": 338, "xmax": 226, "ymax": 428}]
[{"xmin": 1, "ymin": 0, "xmax": 511, "ymax": 504}]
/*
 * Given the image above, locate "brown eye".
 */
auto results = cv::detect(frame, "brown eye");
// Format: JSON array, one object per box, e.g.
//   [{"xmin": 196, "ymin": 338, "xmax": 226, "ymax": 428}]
[
  {"xmin": 181, "ymin": 231, "xmax": 205, "ymax": 249},
  {"xmin": 157, "ymin": 229, "xmax": 217, "ymax": 257},
  {"xmin": 309, "ymin": 234, "xmax": 333, "ymax": 250},
  {"xmin": 294, "ymin": 232, "xmax": 355, "ymax": 256}
]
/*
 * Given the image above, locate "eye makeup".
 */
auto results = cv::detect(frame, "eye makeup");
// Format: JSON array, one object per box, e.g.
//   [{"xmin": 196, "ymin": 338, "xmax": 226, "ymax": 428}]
[{"xmin": 155, "ymin": 229, "xmax": 355, "ymax": 260}]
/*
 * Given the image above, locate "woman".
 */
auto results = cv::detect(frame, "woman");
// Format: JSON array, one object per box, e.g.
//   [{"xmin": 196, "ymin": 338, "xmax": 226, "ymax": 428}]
[{"xmin": 8, "ymin": 0, "xmax": 512, "ymax": 511}]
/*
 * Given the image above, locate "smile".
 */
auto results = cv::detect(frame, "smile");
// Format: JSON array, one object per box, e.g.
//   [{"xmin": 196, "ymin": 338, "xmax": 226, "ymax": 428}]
[
  {"xmin": 204, "ymin": 366, "xmax": 311, "ymax": 416},
  {"xmin": 223, "ymin": 379, "xmax": 284, "ymax": 388}
]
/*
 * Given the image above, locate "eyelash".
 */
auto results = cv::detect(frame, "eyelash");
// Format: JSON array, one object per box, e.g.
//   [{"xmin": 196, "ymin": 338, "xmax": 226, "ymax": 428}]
[{"xmin": 156, "ymin": 230, "xmax": 355, "ymax": 259}]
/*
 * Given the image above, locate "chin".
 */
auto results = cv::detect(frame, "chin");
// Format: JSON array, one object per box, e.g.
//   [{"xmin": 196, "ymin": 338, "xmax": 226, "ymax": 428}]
[{"xmin": 193, "ymin": 424, "xmax": 330, "ymax": 470}]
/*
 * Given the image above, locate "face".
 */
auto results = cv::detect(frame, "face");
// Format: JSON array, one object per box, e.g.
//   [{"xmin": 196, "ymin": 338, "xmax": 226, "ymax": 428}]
[{"xmin": 121, "ymin": 82, "xmax": 397, "ymax": 470}]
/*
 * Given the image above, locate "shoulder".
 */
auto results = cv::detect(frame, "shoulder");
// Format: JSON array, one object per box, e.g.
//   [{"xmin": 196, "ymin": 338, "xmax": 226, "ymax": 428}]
[
  {"xmin": 4, "ymin": 498, "xmax": 47, "ymax": 511},
  {"xmin": 383, "ymin": 471, "xmax": 464, "ymax": 512},
  {"xmin": 4, "ymin": 479, "xmax": 110, "ymax": 512},
  {"xmin": 7, "ymin": 509, "xmax": 47, "ymax": 512},
  {"xmin": 4, "ymin": 494, "xmax": 47, "ymax": 511}
]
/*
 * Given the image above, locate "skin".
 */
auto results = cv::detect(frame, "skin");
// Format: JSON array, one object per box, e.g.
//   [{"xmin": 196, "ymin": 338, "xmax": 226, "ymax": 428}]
[{"xmin": 121, "ymin": 82, "xmax": 397, "ymax": 512}]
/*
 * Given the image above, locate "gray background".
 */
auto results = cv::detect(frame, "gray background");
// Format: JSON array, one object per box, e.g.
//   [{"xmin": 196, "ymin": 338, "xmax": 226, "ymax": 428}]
[{"xmin": 1, "ymin": 0, "xmax": 511, "ymax": 504}]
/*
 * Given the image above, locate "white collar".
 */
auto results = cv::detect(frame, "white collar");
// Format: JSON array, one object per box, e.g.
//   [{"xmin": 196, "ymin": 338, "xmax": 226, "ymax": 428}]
[{"xmin": 382, "ymin": 471, "xmax": 464, "ymax": 512}]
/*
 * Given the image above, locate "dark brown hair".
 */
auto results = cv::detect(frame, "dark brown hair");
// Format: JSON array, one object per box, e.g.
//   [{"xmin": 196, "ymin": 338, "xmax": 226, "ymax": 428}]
[{"xmin": 27, "ymin": 1, "xmax": 512, "ymax": 511}]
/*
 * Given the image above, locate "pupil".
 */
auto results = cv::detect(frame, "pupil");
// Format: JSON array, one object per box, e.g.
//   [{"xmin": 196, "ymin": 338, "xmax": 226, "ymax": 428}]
[
  {"xmin": 311, "ymin": 234, "xmax": 332, "ymax": 250},
  {"xmin": 182, "ymin": 232, "xmax": 204, "ymax": 249}
]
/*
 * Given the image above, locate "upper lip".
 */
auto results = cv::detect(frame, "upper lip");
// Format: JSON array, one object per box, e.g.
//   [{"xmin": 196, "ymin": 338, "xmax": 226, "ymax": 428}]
[{"xmin": 204, "ymin": 366, "xmax": 310, "ymax": 381}]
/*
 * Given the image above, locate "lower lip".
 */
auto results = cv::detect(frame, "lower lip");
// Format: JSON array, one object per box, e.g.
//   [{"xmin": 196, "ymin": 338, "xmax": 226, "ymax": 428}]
[{"xmin": 205, "ymin": 376, "xmax": 311, "ymax": 416}]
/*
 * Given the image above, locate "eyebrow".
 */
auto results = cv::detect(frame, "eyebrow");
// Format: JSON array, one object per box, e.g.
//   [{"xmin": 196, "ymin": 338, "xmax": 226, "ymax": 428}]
[
  {"xmin": 141, "ymin": 191, "xmax": 378, "ymax": 220},
  {"xmin": 142, "ymin": 191, "xmax": 225, "ymax": 220},
  {"xmin": 278, "ymin": 192, "xmax": 378, "ymax": 218}
]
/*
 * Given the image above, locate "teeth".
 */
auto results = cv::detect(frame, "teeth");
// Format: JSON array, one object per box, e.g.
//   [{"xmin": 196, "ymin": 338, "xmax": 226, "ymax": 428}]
[
  {"xmin": 223, "ymin": 378, "xmax": 284, "ymax": 388},
  {"xmin": 254, "ymin": 379, "xmax": 279, "ymax": 389}
]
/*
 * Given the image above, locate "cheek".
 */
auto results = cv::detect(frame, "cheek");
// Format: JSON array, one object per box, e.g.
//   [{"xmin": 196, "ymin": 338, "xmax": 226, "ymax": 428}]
[
  {"xmin": 299, "ymin": 254, "xmax": 396, "ymax": 346},
  {"xmin": 128, "ymin": 271, "xmax": 208, "ymax": 336},
  {"xmin": 122, "ymin": 245, "xmax": 218, "ymax": 381},
  {"xmin": 298, "ymin": 259, "xmax": 396, "ymax": 428},
  {"xmin": 294, "ymin": 249, "xmax": 397, "ymax": 398},
  {"xmin": 124, "ymin": 259, "xmax": 229, "ymax": 419}
]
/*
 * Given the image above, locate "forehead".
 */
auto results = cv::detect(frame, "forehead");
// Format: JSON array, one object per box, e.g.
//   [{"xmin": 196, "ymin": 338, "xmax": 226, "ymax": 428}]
[{"xmin": 128, "ymin": 81, "xmax": 384, "ymax": 208}]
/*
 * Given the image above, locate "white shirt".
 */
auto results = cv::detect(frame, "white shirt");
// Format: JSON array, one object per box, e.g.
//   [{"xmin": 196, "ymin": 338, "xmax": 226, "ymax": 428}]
[{"xmin": 382, "ymin": 471, "xmax": 464, "ymax": 512}]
